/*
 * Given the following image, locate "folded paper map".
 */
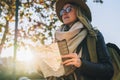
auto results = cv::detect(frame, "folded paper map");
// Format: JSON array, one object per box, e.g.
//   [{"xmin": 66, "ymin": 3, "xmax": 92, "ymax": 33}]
[{"xmin": 30, "ymin": 40, "xmax": 73, "ymax": 78}]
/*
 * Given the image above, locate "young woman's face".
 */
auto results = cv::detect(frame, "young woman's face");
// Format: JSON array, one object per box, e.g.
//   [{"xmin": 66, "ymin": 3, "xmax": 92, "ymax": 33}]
[{"xmin": 60, "ymin": 4, "xmax": 77, "ymax": 26}]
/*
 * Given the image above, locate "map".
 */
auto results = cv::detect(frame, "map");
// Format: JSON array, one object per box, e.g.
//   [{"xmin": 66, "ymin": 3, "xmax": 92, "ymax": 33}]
[{"xmin": 31, "ymin": 42, "xmax": 66, "ymax": 78}]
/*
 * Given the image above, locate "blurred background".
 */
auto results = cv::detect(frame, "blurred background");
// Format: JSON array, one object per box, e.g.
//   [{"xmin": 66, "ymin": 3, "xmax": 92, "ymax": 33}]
[{"xmin": 0, "ymin": 0, "xmax": 119, "ymax": 80}]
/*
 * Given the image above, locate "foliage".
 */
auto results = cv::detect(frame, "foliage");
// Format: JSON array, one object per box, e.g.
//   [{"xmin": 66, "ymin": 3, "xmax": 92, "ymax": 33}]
[
  {"xmin": 0, "ymin": 0, "xmax": 104, "ymax": 48},
  {"xmin": 0, "ymin": 0, "xmax": 59, "ymax": 49},
  {"xmin": 0, "ymin": 0, "xmax": 103, "ymax": 79}
]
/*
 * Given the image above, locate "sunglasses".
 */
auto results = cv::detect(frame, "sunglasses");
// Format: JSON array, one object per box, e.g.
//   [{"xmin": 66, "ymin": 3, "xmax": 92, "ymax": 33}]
[{"xmin": 60, "ymin": 6, "xmax": 73, "ymax": 16}]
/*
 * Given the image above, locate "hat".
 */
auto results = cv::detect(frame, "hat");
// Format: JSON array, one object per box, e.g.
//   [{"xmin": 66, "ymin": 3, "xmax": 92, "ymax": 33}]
[{"xmin": 55, "ymin": 0, "xmax": 92, "ymax": 22}]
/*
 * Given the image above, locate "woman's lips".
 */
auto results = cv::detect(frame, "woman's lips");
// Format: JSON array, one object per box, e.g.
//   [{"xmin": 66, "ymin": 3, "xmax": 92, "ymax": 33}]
[{"xmin": 63, "ymin": 16, "xmax": 69, "ymax": 20}]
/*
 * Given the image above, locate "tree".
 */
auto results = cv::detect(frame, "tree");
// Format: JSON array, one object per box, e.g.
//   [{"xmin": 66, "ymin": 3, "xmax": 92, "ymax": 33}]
[
  {"xmin": 0, "ymin": 0, "xmax": 16, "ymax": 54},
  {"xmin": 0, "ymin": 0, "xmax": 104, "ymax": 54},
  {"xmin": 0, "ymin": 0, "xmax": 103, "ymax": 79}
]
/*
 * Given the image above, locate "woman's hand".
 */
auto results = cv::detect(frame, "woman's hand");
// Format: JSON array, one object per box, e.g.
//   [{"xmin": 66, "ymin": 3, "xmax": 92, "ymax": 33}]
[{"xmin": 61, "ymin": 53, "xmax": 82, "ymax": 68}]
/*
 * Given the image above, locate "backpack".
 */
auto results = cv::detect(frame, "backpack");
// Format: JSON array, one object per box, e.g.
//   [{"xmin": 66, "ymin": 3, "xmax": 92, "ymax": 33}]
[
  {"xmin": 87, "ymin": 34, "xmax": 120, "ymax": 80},
  {"xmin": 106, "ymin": 43, "xmax": 120, "ymax": 80}
]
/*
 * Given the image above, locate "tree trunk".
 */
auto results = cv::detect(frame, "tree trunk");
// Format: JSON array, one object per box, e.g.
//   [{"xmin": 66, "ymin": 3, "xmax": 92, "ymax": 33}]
[{"xmin": 0, "ymin": 20, "xmax": 9, "ymax": 55}]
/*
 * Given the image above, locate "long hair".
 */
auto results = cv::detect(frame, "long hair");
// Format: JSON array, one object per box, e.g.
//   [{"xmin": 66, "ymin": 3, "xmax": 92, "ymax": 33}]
[{"xmin": 76, "ymin": 6, "xmax": 97, "ymax": 37}]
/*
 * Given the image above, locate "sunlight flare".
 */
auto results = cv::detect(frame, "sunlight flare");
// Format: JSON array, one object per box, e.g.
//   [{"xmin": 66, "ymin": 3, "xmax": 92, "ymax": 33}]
[{"xmin": 17, "ymin": 46, "xmax": 34, "ymax": 63}]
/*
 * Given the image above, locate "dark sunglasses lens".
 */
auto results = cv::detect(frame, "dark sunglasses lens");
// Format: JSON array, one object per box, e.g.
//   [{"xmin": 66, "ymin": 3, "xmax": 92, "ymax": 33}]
[
  {"xmin": 60, "ymin": 6, "xmax": 72, "ymax": 16},
  {"xmin": 66, "ymin": 7, "xmax": 72, "ymax": 13},
  {"xmin": 60, "ymin": 10, "xmax": 64, "ymax": 16}
]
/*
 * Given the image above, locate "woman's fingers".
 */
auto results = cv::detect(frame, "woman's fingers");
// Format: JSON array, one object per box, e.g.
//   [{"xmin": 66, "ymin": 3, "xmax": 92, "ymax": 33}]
[
  {"xmin": 61, "ymin": 53, "xmax": 81, "ymax": 67},
  {"xmin": 62, "ymin": 58, "xmax": 75, "ymax": 65},
  {"xmin": 61, "ymin": 53, "xmax": 78, "ymax": 58}
]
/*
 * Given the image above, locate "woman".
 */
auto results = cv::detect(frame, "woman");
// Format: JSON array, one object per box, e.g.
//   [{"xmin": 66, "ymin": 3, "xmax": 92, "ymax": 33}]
[{"xmin": 52, "ymin": 0, "xmax": 114, "ymax": 80}]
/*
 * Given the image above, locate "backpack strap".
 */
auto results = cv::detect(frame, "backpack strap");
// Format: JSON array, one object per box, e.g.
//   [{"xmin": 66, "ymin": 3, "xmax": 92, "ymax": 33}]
[{"xmin": 87, "ymin": 35, "xmax": 98, "ymax": 63}]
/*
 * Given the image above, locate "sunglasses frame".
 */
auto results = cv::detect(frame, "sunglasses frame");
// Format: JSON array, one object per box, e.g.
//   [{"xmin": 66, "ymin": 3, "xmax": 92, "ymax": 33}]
[{"xmin": 60, "ymin": 6, "xmax": 73, "ymax": 16}]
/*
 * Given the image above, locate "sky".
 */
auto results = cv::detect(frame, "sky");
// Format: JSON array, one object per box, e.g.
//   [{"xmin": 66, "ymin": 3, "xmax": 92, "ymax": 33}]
[
  {"xmin": 0, "ymin": 0, "xmax": 120, "ymax": 58},
  {"xmin": 87, "ymin": 0, "xmax": 120, "ymax": 47}
]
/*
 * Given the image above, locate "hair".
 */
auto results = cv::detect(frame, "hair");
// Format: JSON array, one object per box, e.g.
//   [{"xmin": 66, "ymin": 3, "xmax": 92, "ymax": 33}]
[
  {"xmin": 74, "ymin": 5, "xmax": 97, "ymax": 37},
  {"xmin": 62, "ymin": 3, "xmax": 97, "ymax": 37}
]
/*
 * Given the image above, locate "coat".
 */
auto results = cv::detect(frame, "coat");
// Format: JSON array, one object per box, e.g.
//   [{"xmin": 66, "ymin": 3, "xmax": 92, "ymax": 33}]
[
  {"xmin": 61, "ymin": 31, "xmax": 114, "ymax": 80},
  {"xmin": 74, "ymin": 31, "xmax": 114, "ymax": 80}
]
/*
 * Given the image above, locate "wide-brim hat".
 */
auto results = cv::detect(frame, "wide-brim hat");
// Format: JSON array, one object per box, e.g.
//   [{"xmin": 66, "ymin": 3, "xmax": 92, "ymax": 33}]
[{"xmin": 55, "ymin": 0, "xmax": 92, "ymax": 22}]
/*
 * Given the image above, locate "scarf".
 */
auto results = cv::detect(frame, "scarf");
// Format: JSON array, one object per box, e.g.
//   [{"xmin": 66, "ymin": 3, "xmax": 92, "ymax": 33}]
[{"xmin": 55, "ymin": 21, "xmax": 87, "ymax": 53}]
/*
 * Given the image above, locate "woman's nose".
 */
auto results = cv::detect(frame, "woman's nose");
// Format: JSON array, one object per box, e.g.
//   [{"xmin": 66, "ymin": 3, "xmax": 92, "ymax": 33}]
[{"xmin": 62, "ymin": 11, "xmax": 68, "ymax": 16}]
